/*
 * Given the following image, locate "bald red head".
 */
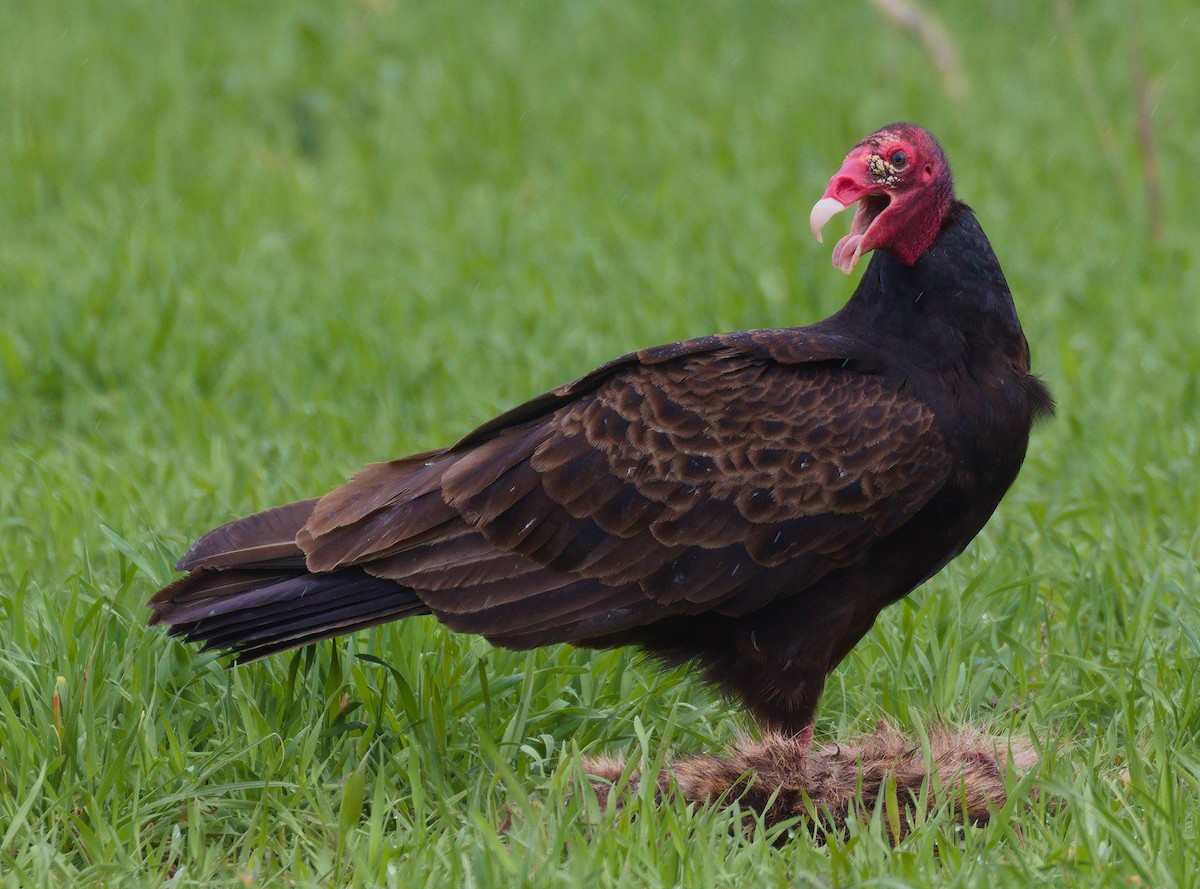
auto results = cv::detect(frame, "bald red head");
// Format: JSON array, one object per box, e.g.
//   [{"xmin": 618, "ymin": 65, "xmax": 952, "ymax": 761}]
[{"xmin": 810, "ymin": 123, "xmax": 955, "ymax": 274}]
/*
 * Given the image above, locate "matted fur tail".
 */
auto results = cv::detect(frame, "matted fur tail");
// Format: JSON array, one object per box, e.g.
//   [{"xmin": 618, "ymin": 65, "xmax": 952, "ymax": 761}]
[
  {"xmin": 586, "ymin": 724, "xmax": 1040, "ymax": 843},
  {"xmin": 149, "ymin": 500, "xmax": 431, "ymax": 662}
]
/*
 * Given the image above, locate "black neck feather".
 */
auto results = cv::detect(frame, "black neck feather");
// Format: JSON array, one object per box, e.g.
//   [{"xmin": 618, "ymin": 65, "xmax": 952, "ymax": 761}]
[{"xmin": 831, "ymin": 202, "xmax": 1030, "ymax": 376}]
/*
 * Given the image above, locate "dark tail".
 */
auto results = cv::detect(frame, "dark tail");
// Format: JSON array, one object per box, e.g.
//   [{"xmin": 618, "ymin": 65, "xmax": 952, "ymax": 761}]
[{"xmin": 148, "ymin": 499, "xmax": 430, "ymax": 662}]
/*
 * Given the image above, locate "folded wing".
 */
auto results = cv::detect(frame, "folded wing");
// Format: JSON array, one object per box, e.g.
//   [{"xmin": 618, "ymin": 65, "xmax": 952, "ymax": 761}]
[{"xmin": 286, "ymin": 333, "xmax": 953, "ymax": 648}]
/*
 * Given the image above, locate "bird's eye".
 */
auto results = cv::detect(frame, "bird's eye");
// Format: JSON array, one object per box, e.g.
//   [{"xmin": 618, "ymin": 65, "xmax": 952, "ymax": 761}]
[{"xmin": 890, "ymin": 150, "xmax": 908, "ymax": 170}]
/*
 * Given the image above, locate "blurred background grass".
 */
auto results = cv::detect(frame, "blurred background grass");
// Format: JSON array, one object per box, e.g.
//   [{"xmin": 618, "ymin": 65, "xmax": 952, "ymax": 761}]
[{"xmin": 1, "ymin": 0, "xmax": 1198, "ymax": 886}]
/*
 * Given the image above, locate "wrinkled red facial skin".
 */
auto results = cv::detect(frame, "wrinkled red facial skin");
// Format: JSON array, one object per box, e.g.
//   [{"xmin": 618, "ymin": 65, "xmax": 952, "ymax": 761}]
[{"xmin": 822, "ymin": 123, "xmax": 955, "ymax": 267}]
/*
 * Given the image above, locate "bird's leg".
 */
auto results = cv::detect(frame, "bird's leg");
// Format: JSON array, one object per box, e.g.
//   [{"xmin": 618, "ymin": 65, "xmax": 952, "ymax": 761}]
[
  {"xmin": 795, "ymin": 722, "xmax": 815, "ymax": 758},
  {"xmin": 747, "ymin": 682, "xmax": 823, "ymax": 758},
  {"xmin": 712, "ymin": 647, "xmax": 827, "ymax": 757}
]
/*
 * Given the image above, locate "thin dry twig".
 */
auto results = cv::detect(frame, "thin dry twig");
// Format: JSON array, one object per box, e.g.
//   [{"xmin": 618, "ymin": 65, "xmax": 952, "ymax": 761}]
[
  {"xmin": 868, "ymin": 0, "xmax": 969, "ymax": 102},
  {"xmin": 1127, "ymin": 27, "xmax": 1165, "ymax": 244},
  {"xmin": 1056, "ymin": 0, "xmax": 1166, "ymax": 243},
  {"xmin": 1054, "ymin": 0, "xmax": 1134, "ymax": 212}
]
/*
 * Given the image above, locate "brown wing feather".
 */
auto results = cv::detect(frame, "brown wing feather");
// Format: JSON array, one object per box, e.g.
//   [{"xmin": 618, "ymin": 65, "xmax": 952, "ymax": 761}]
[
  {"xmin": 439, "ymin": 359, "xmax": 949, "ymax": 597},
  {"xmin": 174, "ymin": 499, "xmax": 319, "ymax": 572},
  {"xmin": 289, "ymin": 333, "xmax": 951, "ymax": 646}
]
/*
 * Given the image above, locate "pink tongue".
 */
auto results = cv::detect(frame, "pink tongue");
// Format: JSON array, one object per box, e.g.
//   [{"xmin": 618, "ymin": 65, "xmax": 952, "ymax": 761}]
[{"xmin": 832, "ymin": 234, "xmax": 864, "ymax": 275}]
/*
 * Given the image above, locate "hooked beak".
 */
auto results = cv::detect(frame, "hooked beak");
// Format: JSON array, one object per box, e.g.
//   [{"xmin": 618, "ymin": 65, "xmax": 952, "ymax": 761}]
[
  {"xmin": 809, "ymin": 148, "xmax": 891, "ymax": 275},
  {"xmin": 809, "ymin": 198, "xmax": 846, "ymax": 245}
]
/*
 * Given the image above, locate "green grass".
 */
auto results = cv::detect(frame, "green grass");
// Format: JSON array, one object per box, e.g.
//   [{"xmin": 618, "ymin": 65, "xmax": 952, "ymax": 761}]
[{"xmin": 2, "ymin": 0, "xmax": 1199, "ymax": 885}]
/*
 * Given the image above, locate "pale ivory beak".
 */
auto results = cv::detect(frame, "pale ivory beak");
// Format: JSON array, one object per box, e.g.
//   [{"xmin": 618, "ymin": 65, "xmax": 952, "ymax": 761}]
[{"xmin": 809, "ymin": 197, "xmax": 847, "ymax": 245}]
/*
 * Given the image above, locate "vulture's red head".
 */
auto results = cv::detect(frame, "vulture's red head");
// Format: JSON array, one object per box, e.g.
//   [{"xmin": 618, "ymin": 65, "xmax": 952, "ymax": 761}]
[{"xmin": 810, "ymin": 123, "xmax": 954, "ymax": 274}]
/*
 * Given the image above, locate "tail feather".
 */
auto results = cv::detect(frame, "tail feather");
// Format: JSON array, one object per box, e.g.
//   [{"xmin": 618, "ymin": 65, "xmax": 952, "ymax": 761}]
[
  {"xmin": 228, "ymin": 598, "xmax": 431, "ymax": 662},
  {"xmin": 187, "ymin": 573, "xmax": 412, "ymax": 641},
  {"xmin": 151, "ymin": 499, "xmax": 432, "ymax": 661},
  {"xmin": 157, "ymin": 567, "xmax": 431, "ymax": 661},
  {"xmin": 203, "ymin": 582, "xmax": 427, "ymax": 651},
  {"xmin": 151, "ymin": 570, "xmax": 314, "ymax": 624},
  {"xmin": 149, "ymin": 568, "xmax": 300, "ymax": 611}
]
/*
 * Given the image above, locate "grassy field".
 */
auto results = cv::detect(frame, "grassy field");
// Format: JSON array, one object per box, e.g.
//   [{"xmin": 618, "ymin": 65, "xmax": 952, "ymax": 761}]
[{"xmin": 2, "ymin": 0, "xmax": 1199, "ymax": 885}]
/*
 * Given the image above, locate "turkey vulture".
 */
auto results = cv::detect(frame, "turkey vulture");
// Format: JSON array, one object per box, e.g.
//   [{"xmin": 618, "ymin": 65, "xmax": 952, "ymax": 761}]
[{"xmin": 150, "ymin": 123, "xmax": 1052, "ymax": 747}]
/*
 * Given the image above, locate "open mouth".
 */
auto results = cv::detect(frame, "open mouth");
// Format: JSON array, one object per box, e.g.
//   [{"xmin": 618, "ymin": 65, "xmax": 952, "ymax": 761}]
[{"xmin": 830, "ymin": 192, "xmax": 890, "ymax": 275}]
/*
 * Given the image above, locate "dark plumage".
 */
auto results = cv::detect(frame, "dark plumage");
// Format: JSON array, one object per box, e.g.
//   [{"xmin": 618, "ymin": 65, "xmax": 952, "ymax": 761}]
[{"xmin": 150, "ymin": 123, "xmax": 1052, "ymax": 742}]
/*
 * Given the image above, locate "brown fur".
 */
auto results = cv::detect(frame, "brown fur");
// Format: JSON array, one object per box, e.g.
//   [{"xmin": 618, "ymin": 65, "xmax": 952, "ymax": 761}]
[{"xmin": 584, "ymin": 723, "xmax": 1037, "ymax": 843}]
